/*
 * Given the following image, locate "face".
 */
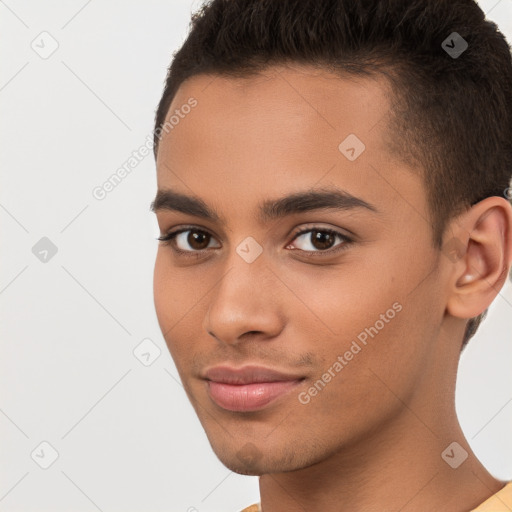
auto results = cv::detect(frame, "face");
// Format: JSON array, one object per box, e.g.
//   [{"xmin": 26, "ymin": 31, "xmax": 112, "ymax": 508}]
[{"xmin": 152, "ymin": 64, "xmax": 449, "ymax": 475}]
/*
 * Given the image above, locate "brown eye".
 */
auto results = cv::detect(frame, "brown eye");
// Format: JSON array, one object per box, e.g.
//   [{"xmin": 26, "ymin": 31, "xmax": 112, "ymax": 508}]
[
  {"xmin": 288, "ymin": 227, "xmax": 352, "ymax": 254},
  {"xmin": 186, "ymin": 231, "xmax": 210, "ymax": 250},
  {"xmin": 157, "ymin": 228, "xmax": 221, "ymax": 252},
  {"xmin": 310, "ymin": 230, "xmax": 336, "ymax": 250}
]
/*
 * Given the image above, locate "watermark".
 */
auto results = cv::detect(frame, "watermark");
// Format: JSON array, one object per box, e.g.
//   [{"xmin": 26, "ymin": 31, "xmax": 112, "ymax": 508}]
[
  {"xmin": 298, "ymin": 301, "xmax": 403, "ymax": 404},
  {"xmin": 236, "ymin": 236, "xmax": 263, "ymax": 263},
  {"xmin": 32, "ymin": 236, "xmax": 58, "ymax": 263},
  {"xmin": 236, "ymin": 442, "xmax": 263, "ymax": 466},
  {"xmin": 441, "ymin": 32, "xmax": 468, "ymax": 59},
  {"xmin": 154, "ymin": 97, "xmax": 198, "ymax": 140},
  {"xmin": 441, "ymin": 441, "xmax": 468, "ymax": 468},
  {"xmin": 31, "ymin": 441, "xmax": 59, "ymax": 469},
  {"xmin": 92, "ymin": 134, "xmax": 153, "ymax": 200},
  {"xmin": 338, "ymin": 133, "xmax": 366, "ymax": 161},
  {"xmin": 441, "ymin": 237, "xmax": 466, "ymax": 263},
  {"xmin": 92, "ymin": 97, "xmax": 198, "ymax": 201},
  {"xmin": 133, "ymin": 338, "xmax": 161, "ymax": 367},
  {"xmin": 31, "ymin": 31, "xmax": 59, "ymax": 60}
]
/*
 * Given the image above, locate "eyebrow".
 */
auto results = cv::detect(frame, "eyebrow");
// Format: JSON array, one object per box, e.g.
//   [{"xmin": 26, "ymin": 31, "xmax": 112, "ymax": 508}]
[{"xmin": 149, "ymin": 187, "xmax": 380, "ymax": 224}]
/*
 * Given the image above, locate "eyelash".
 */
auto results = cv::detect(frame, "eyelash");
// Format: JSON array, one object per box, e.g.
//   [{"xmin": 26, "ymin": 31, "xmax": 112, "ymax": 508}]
[{"xmin": 156, "ymin": 225, "xmax": 353, "ymax": 259}]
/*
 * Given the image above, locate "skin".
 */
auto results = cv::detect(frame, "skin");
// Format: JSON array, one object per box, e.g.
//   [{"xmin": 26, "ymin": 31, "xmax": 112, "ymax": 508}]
[{"xmin": 152, "ymin": 64, "xmax": 512, "ymax": 511}]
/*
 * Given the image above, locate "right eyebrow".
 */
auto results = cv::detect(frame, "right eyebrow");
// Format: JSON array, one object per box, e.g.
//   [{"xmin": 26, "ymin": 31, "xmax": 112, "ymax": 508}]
[{"xmin": 150, "ymin": 189, "xmax": 221, "ymax": 221}]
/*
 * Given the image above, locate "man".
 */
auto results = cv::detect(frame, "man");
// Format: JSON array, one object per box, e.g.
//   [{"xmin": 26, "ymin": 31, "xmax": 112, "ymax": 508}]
[{"xmin": 150, "ymin": 0, "xmax": 512, "ymax": 510}]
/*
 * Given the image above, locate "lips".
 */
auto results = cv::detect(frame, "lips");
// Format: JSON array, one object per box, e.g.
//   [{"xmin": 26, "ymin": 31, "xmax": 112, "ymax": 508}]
[{"xmin": 203, "ymin": 365, "xmax": 305, "ymax": 412}]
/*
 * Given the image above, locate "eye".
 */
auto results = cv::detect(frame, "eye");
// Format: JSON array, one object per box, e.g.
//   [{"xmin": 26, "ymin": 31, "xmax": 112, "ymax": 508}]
[
  {"xmin": 157, "ymin": 225, "xmax": 353, "ymax": 258},
  {"xmin": 286, "ymin": 227, "xmax": 352, "ymax": 255},
  {"xmin": 157, "ymin": 227, "xmax": 220, "ymax": 254}
]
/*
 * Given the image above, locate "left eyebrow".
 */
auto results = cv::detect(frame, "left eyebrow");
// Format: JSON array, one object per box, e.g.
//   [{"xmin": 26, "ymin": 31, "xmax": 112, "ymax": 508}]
[
  {"xmin": 257, "ymin": 188, "xmax": 380, "ymax": 223},
  {"xmin": 149, "ymin": 187, "xmax": 380, "ymax": 224}
]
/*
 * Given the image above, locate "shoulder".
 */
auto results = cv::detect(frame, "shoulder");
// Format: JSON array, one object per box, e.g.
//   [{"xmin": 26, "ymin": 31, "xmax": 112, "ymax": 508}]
[
  {"xmin": 239, "ymin": 504, "xmax": 261, "ymax": 512},
  {"xmin": 471, "ymin": 481, "xmax": 512, "ymax": 511}
]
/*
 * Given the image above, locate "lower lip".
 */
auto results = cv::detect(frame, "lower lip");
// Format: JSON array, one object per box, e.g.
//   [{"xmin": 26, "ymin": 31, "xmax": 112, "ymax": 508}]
[{"xmin": 206, "ymin": 379, "xmax": 303, "ymax": 412}]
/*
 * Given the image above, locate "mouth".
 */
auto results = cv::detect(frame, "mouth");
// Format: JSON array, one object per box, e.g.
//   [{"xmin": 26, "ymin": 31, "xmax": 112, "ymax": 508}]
[{"xmin": 203, "ymin": 365, "xmax": 306, "ymax": 412}]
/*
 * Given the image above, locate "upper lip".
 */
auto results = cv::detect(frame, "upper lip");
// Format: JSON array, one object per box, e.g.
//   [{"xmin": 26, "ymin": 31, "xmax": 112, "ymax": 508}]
[{"xmin": 203, "ymin": 365, "xmax": 305, "ymax": 385}]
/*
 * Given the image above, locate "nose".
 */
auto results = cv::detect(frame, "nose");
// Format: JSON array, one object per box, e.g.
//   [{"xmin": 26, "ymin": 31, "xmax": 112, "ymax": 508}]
[{"xmin": 203, "ymin": 256, "xmax": 284, "ymax": 345}]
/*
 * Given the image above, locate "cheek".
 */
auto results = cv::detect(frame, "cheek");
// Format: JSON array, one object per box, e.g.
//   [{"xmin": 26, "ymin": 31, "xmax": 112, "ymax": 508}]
[
  {"xmin": 277, "ymin": 259, "xmax": 400, "ymax": 342},
  {"xmin": 153, "ymin": 251, "xmax": 199, "ymax": 326},
  {"xmin": 153, "ymin": 252, "xmax": 173, "ymax": 329},
  {"xmin": 290, "ymin": 306, "xmax": 426, "ymax": 445},
  {"xmin": 153, "ymin": 252, "xmax": 196, "ymax": 360},
  {"xmin": 283, "ymin": 260, "xmax": 427, "ymax": 392},
  {"xmin": 312, "ymin": 288, "xmax": 437, "ymax": 432}
]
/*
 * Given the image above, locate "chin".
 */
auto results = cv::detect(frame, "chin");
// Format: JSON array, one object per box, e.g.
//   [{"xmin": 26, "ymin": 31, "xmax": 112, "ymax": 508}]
[
  {"xmin": 212, "ymin": 452, "xmax": 265, "ymax": 475},
  {"xmin": 211, "ymin": 440, "xmax": 306, "ymax": 476},
  {"xmin": 210, "ymin": 441, "xmax": 265, "ymax": 474},
  {"xmin": 227, "ymin": 464, "xmax": 265, "ymax": 476}
]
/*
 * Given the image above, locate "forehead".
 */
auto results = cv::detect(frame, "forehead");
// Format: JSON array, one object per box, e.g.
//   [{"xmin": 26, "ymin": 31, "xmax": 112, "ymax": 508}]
[
  {"xmin": 158, "ymin": 64, "xmax": 394, "ymax": 166},
  {"xmin": 155, "ymin": 64, "xmax": 427, "ymax": 229}
]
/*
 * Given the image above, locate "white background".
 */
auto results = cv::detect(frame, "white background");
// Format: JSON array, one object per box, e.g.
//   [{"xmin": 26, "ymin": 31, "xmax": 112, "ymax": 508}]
[{"xmin": 1, "ymin": 1, "xmax": 511, "ymax": 511}]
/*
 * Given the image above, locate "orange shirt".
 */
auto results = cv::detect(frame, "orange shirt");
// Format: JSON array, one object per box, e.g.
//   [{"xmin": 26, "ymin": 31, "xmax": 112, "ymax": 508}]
[
  {"xmin": 471, "ymin": 481, "xmax": 512, "ymax": 511},
  {"xmin": 239, "ymin": 481, "xmax": 512, "ymax": 512},
  {"xmin": 239, "ymin": 506, "xmax": 260, "ymax": 512}
]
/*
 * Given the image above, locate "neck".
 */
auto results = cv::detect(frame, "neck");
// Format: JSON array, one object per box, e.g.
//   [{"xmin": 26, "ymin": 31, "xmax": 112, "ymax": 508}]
[{"xmin": 258, "ymin": 392, "xmax": 504, "ymax": 511}]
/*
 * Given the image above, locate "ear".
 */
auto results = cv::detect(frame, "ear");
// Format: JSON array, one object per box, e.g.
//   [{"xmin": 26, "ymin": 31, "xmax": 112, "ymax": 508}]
[{"xmin": 445, "ymin": 196, "xmax": 512, "ymax": 321}]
